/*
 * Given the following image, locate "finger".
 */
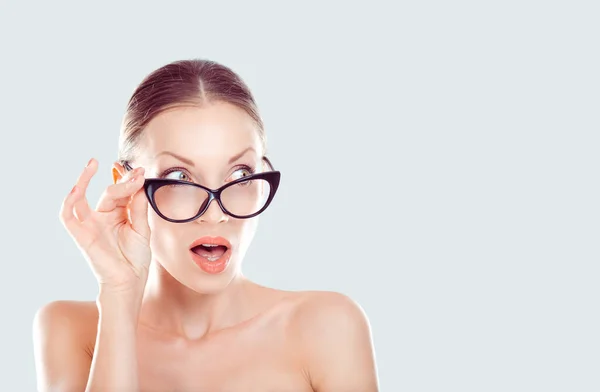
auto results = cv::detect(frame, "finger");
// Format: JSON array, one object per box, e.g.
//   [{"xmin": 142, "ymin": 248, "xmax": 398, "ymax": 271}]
[
  {"xmin": 96, "ymin": 168, "xmax": 143, "ymax": 212},
  {"xmin": 72, "ymin": 158, "xmax": 98, "ymax": 221},
  {"xmin": 59, "ymin": 185, "xmax": 83, "ymax": 235},
  {"xmin": 59, "ymin": 185, "xmax": 97, "ymax": 250},
  {"xmin": 96, "ymin": 167, "xmax": 145, "ymax": 213},
  {"xmin": 129, "ymin": 186, "xmax": 150, "ymax": 240}
]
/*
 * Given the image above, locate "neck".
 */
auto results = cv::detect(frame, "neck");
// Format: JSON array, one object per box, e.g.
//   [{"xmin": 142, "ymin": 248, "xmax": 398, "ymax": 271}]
[{"xmin": 138, "ymin": 260, "xmax": 259, "ymax": 340}]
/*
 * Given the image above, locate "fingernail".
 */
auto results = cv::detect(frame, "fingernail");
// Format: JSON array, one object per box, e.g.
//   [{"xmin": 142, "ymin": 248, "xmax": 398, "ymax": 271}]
[
  {"xmin": 86, "ymin": 158, "xmax": 93, "ymax": 167},
  {"xmin": 71, "ymin": 185, "xmax": 77, "ymax": 194},
  {"xmin": 129, "ymin": 175, "xmax": 138, "ymax": 183}
]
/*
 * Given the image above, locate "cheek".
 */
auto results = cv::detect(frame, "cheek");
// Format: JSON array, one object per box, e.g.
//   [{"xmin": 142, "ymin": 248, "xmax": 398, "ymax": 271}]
[
  {"xmin": 236, "ymin": 218, "xmax": 259, "ymax": 252},
  {"xmin": 148, "ymin": 214, "xmax": 183, "ymax": 256}
]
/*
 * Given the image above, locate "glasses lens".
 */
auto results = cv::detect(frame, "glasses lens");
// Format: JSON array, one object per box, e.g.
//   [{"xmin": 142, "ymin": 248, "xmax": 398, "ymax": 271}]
[
  {"xmin": 153, "ymin": 183, "xmax": 209, "ymax": 221},
  {"xmin": 221, "ymin": 178, "xmax": 271, "ymax": 217}
]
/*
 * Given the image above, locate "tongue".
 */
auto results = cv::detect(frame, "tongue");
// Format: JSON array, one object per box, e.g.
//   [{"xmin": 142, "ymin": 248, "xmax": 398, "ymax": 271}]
[{"xmin": 192, "ymin": 245, "xmax": 227, "ymax": 259}]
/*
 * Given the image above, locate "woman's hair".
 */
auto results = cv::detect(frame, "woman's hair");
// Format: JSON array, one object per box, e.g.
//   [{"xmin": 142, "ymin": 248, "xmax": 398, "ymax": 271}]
[{"xmin": 118, "ymin": 58, "xmax": 266, "ymax": 163}]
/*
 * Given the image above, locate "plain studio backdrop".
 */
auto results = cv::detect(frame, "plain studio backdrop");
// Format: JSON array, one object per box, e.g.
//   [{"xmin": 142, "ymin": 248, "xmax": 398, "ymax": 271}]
[{"xmin": 0, "ymin": 1, "xmax": 598, "ymax": 391}]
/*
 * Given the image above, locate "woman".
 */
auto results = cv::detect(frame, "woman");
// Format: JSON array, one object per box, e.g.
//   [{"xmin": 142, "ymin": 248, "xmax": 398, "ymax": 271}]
[{"xmin": 33, "ymin": 59, "xmax": 379, "ymax": 391}]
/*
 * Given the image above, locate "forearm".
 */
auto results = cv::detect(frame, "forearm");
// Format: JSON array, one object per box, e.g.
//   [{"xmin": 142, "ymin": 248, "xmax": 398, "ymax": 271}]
[{"xmin": 85, "ymin": 291, "xmax": 142, "ymax": 392}]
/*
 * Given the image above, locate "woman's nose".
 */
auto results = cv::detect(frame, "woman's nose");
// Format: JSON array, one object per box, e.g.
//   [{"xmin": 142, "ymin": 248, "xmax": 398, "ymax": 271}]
[{"xmin": 197, "ymin": 198, "xmax": 228, "ymax": 224}]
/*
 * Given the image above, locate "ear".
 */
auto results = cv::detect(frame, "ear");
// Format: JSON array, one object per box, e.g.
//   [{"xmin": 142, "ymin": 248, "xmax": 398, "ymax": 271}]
[{"xmin": 112, "ymin": 161, "xmax": 127, "ymax": 184}]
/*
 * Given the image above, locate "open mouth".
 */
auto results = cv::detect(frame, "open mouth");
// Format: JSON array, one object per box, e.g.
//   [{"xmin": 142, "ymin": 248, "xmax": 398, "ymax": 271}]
[
  {"xmin": 191, "ymin": 243, "xmax": 229, "ymax": 261},
  {"xmin": 189, "ymin": 236, "xmax": 232, "ymax": 274}
]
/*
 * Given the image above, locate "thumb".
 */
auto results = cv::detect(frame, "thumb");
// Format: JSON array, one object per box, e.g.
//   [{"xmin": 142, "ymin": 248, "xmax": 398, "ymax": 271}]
[{"xmin": 129, "ymin": 185, "xmax": 150, "ymax": 241}]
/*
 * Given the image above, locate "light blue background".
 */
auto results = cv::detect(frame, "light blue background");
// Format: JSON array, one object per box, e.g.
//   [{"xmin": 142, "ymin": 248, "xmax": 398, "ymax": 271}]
[{"xmin": 0, "ymin": 1, "xmax": 598, "ymax": 390}]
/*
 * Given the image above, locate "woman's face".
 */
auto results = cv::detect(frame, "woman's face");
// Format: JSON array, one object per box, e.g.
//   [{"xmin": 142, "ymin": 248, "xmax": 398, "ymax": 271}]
[{"xmin": 130, "ymin": 101, "xmax": 265, "ymax": 293}]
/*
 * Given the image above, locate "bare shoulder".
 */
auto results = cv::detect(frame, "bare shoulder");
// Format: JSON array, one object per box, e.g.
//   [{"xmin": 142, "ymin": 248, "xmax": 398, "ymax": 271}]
[
  {"xmin": 33, "ymin": 300, "xmax": 98, "ymax": 391},
  {"xmin": 291, "ymin": 290, "xmax": 368, "ymax": 318},
  {"xmin": 34, "ymin": 299, "xmax": 98, "ymax": 340},
  {"xmin": 287, "ymin": 290, "xmax": 379, "ymax": 391},
  {"xmin": 259, "ymin": 289, "xmax": 368, "ymax": 329}
]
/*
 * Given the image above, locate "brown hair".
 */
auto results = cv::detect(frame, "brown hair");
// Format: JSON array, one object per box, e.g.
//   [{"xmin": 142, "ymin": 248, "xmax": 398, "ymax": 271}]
[{"xmin": 118, "ymin": 58, "xmax": 267, "ymax": 164}]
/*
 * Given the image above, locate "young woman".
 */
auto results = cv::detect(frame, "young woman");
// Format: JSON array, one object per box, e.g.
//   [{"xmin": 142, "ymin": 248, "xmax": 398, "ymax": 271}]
[{"xmin": 33, "ymin": 59, "xmax": 379, "ymax": 391}]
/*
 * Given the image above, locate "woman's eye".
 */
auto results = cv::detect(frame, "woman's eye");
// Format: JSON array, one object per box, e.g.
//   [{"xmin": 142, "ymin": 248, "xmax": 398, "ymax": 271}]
[
  {"xmin": 230, "ymin": 168, "xmax": 252, "ymax": 181},
  {"xmin": 165, "ymin": 170, "xmax": 190, "ymax": 181}
]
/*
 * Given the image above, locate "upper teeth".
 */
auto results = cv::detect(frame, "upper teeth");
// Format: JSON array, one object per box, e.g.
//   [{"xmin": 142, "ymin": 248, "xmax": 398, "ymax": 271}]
[{"xmin": 202, "ymin": 244, "xmax": 218, "ymax": 247}]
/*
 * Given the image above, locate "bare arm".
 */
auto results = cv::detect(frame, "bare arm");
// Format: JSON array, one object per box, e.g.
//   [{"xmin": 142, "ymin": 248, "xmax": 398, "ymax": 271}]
[
  {"xmin": 85, "ymin": 290, "xmax": 142, "ymax": 391},
  {"xmin": 33, "ymin": 292, "xmax": 142, "ymax": 392},
  {"xmin": 294, "ymin": 292, "xmax": 379, "ymax": 392},
  {"xmin": 34, "ymin": 158, "xmax": 151, "ymax": 391}
]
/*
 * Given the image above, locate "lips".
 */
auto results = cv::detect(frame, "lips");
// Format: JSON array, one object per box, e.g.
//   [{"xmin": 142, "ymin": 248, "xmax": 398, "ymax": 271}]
[
  {"xmin": 189, "ymin": 236, "xmax": 232, "ymax": 274},
  {"xmin": 190, "ymin": 236, "xmax": 231, "ymax": 254},
  {"xmin": 192, "ymin": 244, "xmax": 227, "ymax": 259}
]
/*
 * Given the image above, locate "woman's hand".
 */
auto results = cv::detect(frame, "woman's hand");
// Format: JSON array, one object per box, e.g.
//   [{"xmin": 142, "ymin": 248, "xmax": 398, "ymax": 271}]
[{"xmin": 60, "ymin": 158, "xmax": 152, "ymax": 296}]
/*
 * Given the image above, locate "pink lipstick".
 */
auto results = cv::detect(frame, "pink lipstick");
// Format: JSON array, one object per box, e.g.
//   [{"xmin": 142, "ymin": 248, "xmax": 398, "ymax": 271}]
[{"xmin": 189, "ymin": 236, "xmax": 232, "ymax": 274}]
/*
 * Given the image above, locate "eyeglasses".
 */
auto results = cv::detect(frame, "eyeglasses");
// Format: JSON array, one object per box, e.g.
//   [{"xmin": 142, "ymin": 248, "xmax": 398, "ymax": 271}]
[{"xmin": 122, "ymin": 157, "xmax": 281, "ymax": 223}]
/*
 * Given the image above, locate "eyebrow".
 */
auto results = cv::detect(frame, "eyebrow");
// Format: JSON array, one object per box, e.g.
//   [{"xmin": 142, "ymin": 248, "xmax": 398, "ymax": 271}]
[
  {"xmin": 228, "ymin": 146, "xmax": 256, "ymax": 164},
  {"xmin": 153, "ymin": 147, "xmax": 257, "ymax": 167},
  {"xmin": 154, "ymin": 151, "xmax": 196, "ymax": 167}
]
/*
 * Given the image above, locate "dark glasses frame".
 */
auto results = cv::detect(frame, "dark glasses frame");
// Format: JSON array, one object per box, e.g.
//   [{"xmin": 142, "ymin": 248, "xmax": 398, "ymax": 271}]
[{"xmin": 122, "ymin": 157, "xmax": 281, "ymax": 223}]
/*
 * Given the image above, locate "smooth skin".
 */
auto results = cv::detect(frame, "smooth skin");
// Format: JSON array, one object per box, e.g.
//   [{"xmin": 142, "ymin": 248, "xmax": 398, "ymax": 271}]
[{"xmin": 32, "ymin": 102, "xmax": 379, "ymax": 392}]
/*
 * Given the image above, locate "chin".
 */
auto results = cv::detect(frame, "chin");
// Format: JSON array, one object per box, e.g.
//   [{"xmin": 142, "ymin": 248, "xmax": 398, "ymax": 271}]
[
  {"xmin": 160, "ymin": 252, "xmax": 244, "ymax": 295},
  {"xmin": 189, "ymin": 262, "xmax": 242, "ymax": 294}
]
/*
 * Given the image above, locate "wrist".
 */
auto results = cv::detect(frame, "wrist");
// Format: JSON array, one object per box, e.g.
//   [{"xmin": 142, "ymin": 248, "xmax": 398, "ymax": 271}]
[{"xmin": 97, "ymin": 286, "xmax": 144, "ymax": 316}]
